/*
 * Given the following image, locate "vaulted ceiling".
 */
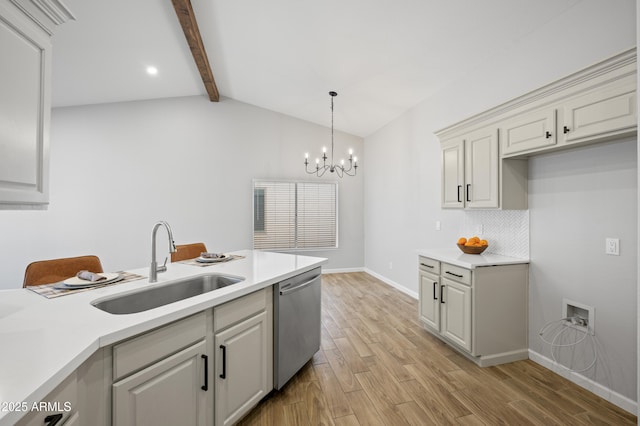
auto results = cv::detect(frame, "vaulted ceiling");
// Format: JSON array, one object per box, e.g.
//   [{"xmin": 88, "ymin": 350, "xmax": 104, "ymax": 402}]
[{"xmin": 53, "ymin": 0, "xmax": 594, "ymax": 137}]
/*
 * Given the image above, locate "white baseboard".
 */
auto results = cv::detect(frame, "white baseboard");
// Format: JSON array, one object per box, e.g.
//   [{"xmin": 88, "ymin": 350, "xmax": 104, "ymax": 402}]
[
  {"xmin": 529, "ymin": 350, "xmax": 637, "ymax": 415},
  {"xmin": 363, "ymin": 268, "xmax": 418, "ymax": 300},
  {"xmin": 322, "ymin": 267, "xmax": 365, "ymax": 274}
]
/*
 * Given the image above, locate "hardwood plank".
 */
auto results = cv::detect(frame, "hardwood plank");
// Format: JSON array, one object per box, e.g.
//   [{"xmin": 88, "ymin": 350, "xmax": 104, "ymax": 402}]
[
  {"xmin": 342, "ymin": 327, "xmax": 374, "ymax": 357},
  {"xmin": 343, "ymin": 390, "xmax": 387, "ymax": 426},
  {"xmin": 367, "ymin": 342, "xmax": 415, "ymax": 382},
  {"xmin": 282, "ymin": 401, "xmax": 311, "ymax": 425},
  {"xmin": 324, "ymin": 348, "xmax": 363, "ymax": 393},
  {"xmin": 333, "ymin": 414, "xmax": 361, "ymax": 426},
  {"xmin": 333, "ymin": 337, "xmax": 370, "ymax": 374},
  {"xmin": 508, "ymin": 399, "xmax": 570, "ymax": 426},
  {"xmin": 452, "ymin": 385, "xmax": 537, "ymax": 426},
  {"xmin": 303, "ymin": 380, "xmax": 336, "ymax": 426},
  {"xmin": 455, "ymin": 414, "xmax": 487, "ymax": 425},
  {"xmin": 402, "ymin": 376, "xmax": 470, "ymax": 423},
  {"xmin": 354, "ymin": 362, "xmax": 413, "ymax": 407},
  {"xmin": 396, "ymin": 400, "xmax": 436, "ymax": 426},
  {"xmin": 315, "ymin": 362, "xmax": 354, "ymax": 418}
]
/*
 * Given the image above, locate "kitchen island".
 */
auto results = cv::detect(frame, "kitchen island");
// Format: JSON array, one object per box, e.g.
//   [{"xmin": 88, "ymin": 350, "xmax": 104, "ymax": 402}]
[{"xmin": 0, "ymin": 250, "xmax": 326, "ymax": 425}]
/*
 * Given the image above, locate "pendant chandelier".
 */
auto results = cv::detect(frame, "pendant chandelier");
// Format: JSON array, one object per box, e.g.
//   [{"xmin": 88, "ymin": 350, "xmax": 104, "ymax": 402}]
[{"xmin": 304, "ymin": 91, "xmax": 358, "ymax": 177}]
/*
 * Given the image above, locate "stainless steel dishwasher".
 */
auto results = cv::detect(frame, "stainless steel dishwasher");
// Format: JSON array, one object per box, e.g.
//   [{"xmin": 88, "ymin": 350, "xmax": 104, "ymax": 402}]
[{"xmin": 274, "ymin": 267, "xmax": 322, "ymax": 389}]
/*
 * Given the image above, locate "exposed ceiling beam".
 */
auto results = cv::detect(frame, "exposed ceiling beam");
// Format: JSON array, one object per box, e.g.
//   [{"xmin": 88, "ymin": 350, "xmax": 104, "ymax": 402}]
[{"xmin": 171, "ymin": 0, "xmax": 220, "ymax": 102}]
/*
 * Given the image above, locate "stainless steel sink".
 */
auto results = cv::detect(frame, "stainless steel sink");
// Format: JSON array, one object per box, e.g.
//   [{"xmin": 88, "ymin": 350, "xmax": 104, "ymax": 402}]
[{"xmin": 92, "ymin": 274, "xmax": 244, "ymax": 314}]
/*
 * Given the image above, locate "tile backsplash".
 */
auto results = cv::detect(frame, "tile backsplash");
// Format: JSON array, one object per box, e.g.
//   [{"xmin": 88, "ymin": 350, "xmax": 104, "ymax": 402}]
[{"xmin": 459, "ymin": 210, "xmax": 529, "ymax": 258}]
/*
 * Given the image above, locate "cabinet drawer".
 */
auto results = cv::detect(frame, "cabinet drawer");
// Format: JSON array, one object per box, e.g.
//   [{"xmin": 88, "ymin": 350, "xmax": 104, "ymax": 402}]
[
  {"xmin": 441, "ymin": 263, "xmax": 471, "ymax": 285},
  {"xmin": 113, "ymin": 312, "xmax": 206, "ymax": 381},
  {"xmin": 418, "ymin": 256, "xmax": 440, "ymax": 274},
  {"xmin": 214, "ymin": 288, "xmax": 267, "ymax": 332}
]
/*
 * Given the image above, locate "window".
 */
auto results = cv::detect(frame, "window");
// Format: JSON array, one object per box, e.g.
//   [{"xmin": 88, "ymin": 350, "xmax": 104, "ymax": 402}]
[{"xmin": 253, "ymin": 180, "xmax": 337, "ymax": 250}]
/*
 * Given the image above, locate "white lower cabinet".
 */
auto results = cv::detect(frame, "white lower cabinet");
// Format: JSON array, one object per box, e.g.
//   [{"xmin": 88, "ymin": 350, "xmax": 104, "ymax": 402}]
[
  {"xmin": 112, "ymin": 340, "xmax": 208, "ymax": 426},
  {"xmin": 213, "ymin": 287, "xmax": 273, "ymax": 426},
  {"xmin": 418, "ymin": 256, "xmax": 529, "ymax": 366},
  {"xmin": 111, "ymin": 312, "xmax": 211, "ymax": 426},
  {"xmin": 440, "ymin": 277, "xmax": 472, "ymax": 352},
  {"xmin": 15, "ymin": 372, "xmax": 78, "ymax": 426}
]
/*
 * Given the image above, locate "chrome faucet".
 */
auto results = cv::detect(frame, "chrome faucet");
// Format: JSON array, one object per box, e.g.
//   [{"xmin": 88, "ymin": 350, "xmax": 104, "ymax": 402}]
[{"xmin": 150, "ymin": 221, "xmax": 177, "ymax": 283}]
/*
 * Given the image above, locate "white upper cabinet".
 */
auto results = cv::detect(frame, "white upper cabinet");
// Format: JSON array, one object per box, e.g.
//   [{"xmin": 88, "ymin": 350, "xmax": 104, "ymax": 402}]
[
  {"xmin": 561, "ymin": 79, "xmax": 636, "ymax": 146},
  {"xmin": 464, "ymin": 127, "xmax": 499, "ymax": 209},
  {"xmin": 0, "ymin": 0, "xmax": 74, "ymax": 208},
  {"xmin": 437, "ymin": 49, "xmax": 636, "ymax": 204},
  {"xmin": 441, "ymin": 139, "xmax": 464, "ymax": 208},
  {"xmin": 441, "ymin": 127, "xmax": 517, "ymax": 210},
  {"xmin": 500, "ymin": 108, "xmax": 557, "ymax": 156}
]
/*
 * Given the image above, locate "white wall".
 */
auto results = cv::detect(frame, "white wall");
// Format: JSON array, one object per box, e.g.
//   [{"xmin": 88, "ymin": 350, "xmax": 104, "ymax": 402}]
[
  {"xmin": 528, "ymin": 139, "xmax": 637, "ymax": 401},
  {"xmin": 0, "ymin": 96, "xmax": 364, "ymax": 289},
  {"xmin": 364, "ymin": 0, "xmax": 636, "ymax": 403}
]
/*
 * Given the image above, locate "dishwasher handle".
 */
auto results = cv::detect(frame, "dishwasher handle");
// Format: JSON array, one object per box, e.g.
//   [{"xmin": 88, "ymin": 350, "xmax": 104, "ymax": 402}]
[{"xmin": 279, "ymin": 275, "xmax": 320, "ymax": 296}]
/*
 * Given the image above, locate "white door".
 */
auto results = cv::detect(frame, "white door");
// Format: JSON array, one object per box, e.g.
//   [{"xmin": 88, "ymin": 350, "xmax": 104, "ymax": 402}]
[
  {"xmin": 112, "ymin": 341, "xmax": 208, "ymax": 426},
  {"xmin": 215, "ymin": 312, "xmax": 268, "ymax": 426},
  {"xmin": 562, "ymin": 82, "xmax": 636, "ymax": 145},
  {"xmin": 419, "ymin": 272, "xmax": 440, "ymax": 330},
  {"xmin": 464, "ymin": 128, "xmax": 499, "ymax": 209},
  {"xmin": 500, "ymin": 108, "xmax": 557, "ymax": 156},
  {"xmin": 441, "ymin": 139, "xmax": 465, "ymax": 208},
  {"xmin": 440, "ymin": 278, "xmax": 472, "ymax": 352}
]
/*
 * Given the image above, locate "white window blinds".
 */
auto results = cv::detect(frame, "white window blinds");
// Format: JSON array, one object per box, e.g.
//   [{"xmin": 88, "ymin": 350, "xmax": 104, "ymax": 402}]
[{"xmin": 253, "ymin": 180, "xmax": 337, "ymax": 250}]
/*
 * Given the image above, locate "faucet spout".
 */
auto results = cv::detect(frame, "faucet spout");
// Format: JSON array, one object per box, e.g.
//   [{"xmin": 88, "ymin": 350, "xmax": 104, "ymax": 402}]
[{"xmin": 150, "ymin": 221, "xmax": 177, "ymax": 283}]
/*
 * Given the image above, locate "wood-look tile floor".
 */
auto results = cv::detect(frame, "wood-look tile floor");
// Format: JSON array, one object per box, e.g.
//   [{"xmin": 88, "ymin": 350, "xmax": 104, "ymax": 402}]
[{"xmin": 239, "ymin": 272, "xmax": 636, "ymax": 426}]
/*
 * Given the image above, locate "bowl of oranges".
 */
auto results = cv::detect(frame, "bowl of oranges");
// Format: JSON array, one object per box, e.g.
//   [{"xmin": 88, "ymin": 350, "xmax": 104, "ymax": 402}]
[{"xmin": 457, "ymin": 236, "xmax": 489, "ymax": 254}]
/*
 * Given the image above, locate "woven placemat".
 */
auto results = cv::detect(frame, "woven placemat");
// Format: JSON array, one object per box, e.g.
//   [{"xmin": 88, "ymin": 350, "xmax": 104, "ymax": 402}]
[
  {"xmin": 179, "ymin": 254, "xmax": 245, "ymax": 267},
  {"xmin": 27, "ymin": 271, "xmax": 147, "ymax": 299}
]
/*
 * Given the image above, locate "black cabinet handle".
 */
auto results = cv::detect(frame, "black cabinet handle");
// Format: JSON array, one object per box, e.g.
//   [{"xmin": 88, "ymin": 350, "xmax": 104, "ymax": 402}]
[
  {"xmin": 563, "ymin": 126, "xmax": 570, "ymax": 134},
  {"xmin": 466, "ymin": 184, "xmax": 470, "ymax": 202},
  {"xmin": 201, "ymin": 354, "xmax": 208, "ymax": 391},
  {"xmin": 545, "ymin": 131, "xmax": 552, "ymax": 139},
  {"xmin": 445, "ymin": 271, "xmax": 463, "ymax": 278},
  {"xmin": 457, "ymin": 185, "xmax": 462, "ymax": 202},
  {"xmin": 440, "ymin": 285, "xmax": 445, "ymax": 304},
  {"xmin": 433, "ymin": 281, "xmax": 438, "ymax": 300},
  {"xmin": 219, "ymin": 345, "xmax": 226, "ymax": 379},
  {"xmin": 44, "ymin": 414, "xmax": 63, "ymax": 426},
  {"xmin": 420, "ymin": 263, "xmax": 433, "ymax": 269}
]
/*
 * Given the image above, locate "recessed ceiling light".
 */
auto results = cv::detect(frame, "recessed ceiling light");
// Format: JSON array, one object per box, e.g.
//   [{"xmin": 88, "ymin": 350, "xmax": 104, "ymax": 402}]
[{"xmin": 146, "ymin": 66, "xmax": 158, "ymax": 76}]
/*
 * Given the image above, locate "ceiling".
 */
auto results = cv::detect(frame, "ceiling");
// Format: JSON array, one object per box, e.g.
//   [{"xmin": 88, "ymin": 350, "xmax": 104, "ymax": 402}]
[{"xmin": 52, "ymin": 0, "xmax": 585, "ymax": 137}]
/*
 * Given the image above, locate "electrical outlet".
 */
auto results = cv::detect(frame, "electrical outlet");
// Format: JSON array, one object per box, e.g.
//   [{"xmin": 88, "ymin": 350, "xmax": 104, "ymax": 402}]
[
  {"xmin": 475, "ymin": 224, "xmax": 483, "ymax": 235},
  {"xmin": 435, "ymin": 221, "xmax": 441, "ymax": 231},
  {"xmin": 388, "ymin": 262, "xmax": 393, "ymax": 270},
  {"xmin": 605, "ymin": 238, "xmax": 620, "ymax": 255}
]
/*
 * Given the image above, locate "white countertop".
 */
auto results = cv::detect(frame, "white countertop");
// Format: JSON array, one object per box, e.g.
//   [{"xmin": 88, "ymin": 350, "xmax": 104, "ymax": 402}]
[
  {"xmin": 417, "ymin": 248, "xmax": 529, "ymax": 269},
  {"xmin": 0, "ymin": 250, "xmax": 326, "ymax": 425}
]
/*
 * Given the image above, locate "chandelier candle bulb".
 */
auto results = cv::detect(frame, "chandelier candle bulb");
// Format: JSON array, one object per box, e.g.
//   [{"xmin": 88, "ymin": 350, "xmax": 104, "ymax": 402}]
[{"xmin": 304, "ymin": 91, "xmax": 359, "ymax": 178}]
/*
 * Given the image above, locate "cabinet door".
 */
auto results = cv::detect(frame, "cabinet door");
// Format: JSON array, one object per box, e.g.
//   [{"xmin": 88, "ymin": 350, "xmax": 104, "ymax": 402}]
[
  {"xmin": 441, "ymin": 139, "xmax": 464, "ymax": 208},
  {"xmin": 464, "ymin": 128, "xmax": 499, "ymax": 208},
  {"xmin": 0, "ymin": 5, "xmax": 51, "ymax": 205},
  {"xmin": 112, "ymin": 341, "xmax": 208, "ymax": 426},
  {"xmin": 215, "ymin": 311, "xmax": 269, "ymax": 426},
  {"xmin": 562, "ymin": 81, "xmax": 636, "ymax": 145},
  {"xmin": 500, "ymin": 108, "xmax": 557, "ymax": 156},
  {"xmin": 440, "ymin": 278, "xmax": 472, "ymax": 352},
  {"xmin": 419, "ymin": 271, "xmax": 440, "ymax": 330}
]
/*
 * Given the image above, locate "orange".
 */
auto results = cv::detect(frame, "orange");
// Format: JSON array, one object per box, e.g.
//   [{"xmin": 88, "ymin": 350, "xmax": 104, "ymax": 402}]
[
  {"xmin": 480, "ymin": 240, "xmax": 488, "ymax": 246},
  {"xmin": 457, "ymin": 237, "xmax": 467, "ymax": 245}
]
